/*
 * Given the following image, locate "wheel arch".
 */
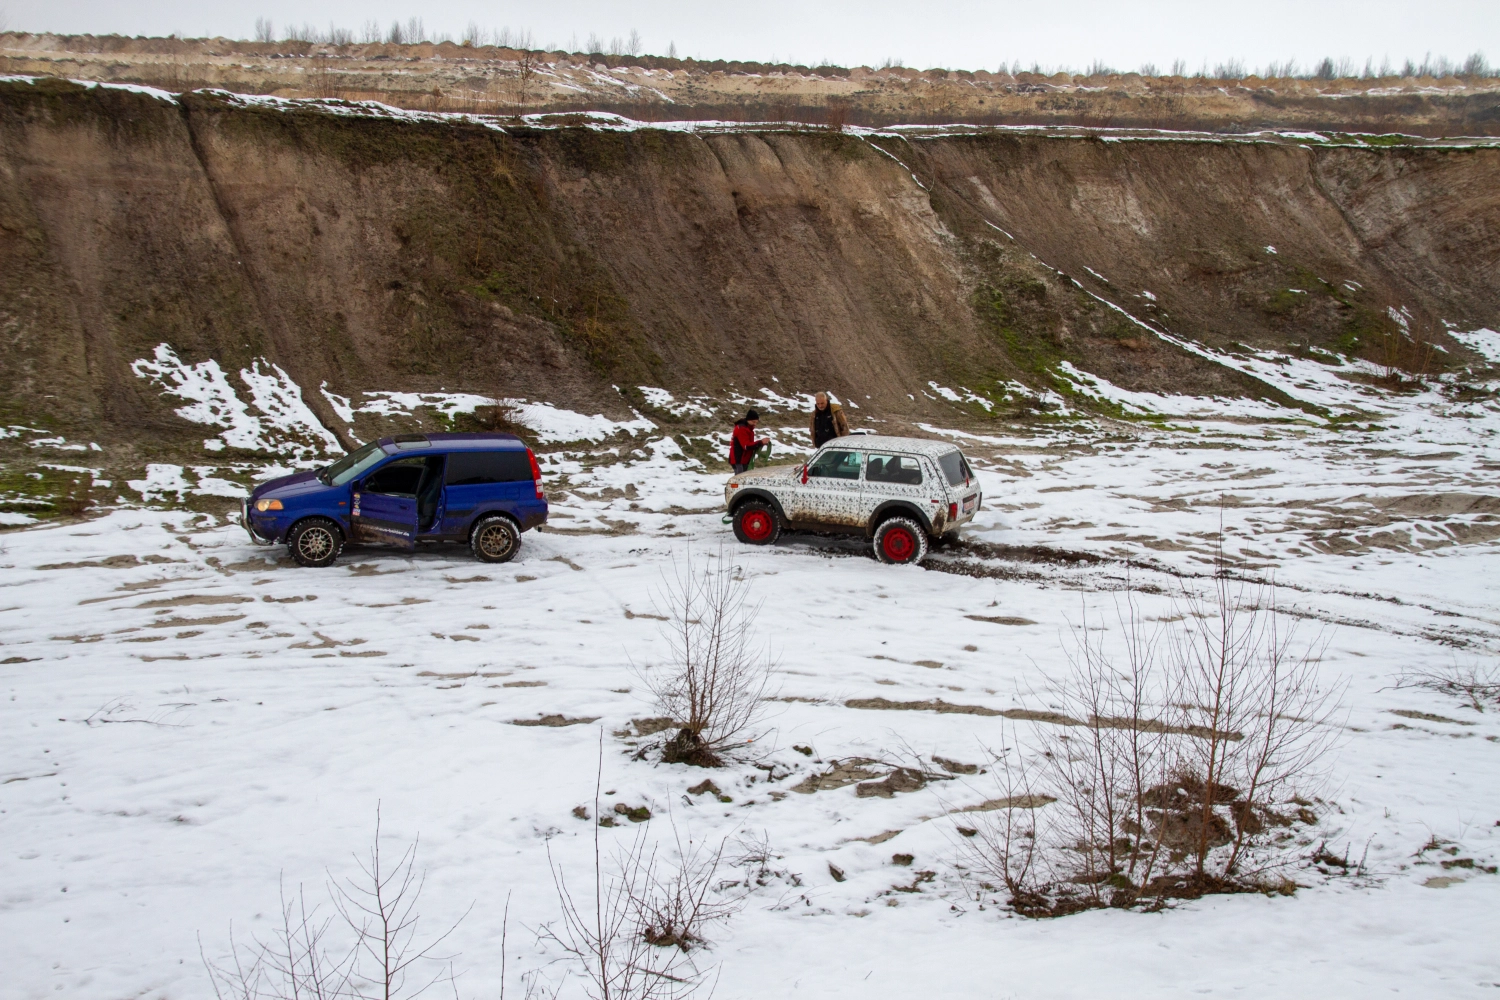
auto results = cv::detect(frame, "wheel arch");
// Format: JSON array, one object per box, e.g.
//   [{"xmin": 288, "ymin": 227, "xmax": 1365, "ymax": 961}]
[
  {"xmin": 866, "ymin": 500, "xmax": 934, "ymax": 538},
  {"xmin": 468, "ymin": 509, "xmax": 523, "ymax": 539},
  {"xmin": 288, "ymin": 512, "xmax": 347, "ymax": 541},
  {"xmin": 729, "ymin": 489, "xmax": 787, "ymax": 523}
]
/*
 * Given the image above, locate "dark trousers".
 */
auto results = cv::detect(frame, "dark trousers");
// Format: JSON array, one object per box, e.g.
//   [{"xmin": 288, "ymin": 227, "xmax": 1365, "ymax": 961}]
[{"xmin": 731, "ymin": 441, "xmax": 766, "ymax": 473}]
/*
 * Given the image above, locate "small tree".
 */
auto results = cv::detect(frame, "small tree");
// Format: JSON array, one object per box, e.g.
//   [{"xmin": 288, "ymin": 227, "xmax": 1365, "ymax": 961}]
[
  {"xmin": 642, "ymin": 556, "xmax": 774, "ymax": 767},
  {"xmin": 543, "ymin": 746, "xmax": 731, "ymax": 999},
  {"xmin": 514, "ymin": 49, "xmax": 539, "ymax": 111},
  {"xmin": 202, "ymin": 807, "xmax": 469, "ymax": 1000}
]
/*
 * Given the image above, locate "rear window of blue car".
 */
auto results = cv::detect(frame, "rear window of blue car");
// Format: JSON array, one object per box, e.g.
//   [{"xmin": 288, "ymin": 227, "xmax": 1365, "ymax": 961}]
[{"xmin": 445, "ymin": 450, "xmax": 533, "ymax": 485}]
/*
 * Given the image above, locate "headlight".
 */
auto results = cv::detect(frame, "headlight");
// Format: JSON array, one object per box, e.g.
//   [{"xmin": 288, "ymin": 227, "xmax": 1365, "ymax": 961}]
[{"xmin": 254, "ymin": 499, "xmax": 284, "ymax": 512}]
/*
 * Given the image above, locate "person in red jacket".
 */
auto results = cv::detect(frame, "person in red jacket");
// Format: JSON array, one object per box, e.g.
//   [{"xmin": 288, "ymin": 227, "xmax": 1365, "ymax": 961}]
[{"xmin": 728, "ymin": 409, "xmax": 770, "ymax": 473}]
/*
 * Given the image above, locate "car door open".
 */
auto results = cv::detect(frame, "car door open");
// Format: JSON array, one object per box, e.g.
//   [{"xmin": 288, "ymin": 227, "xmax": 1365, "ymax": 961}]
[{"xmin": 352, "ymin": 457, "xmax": 425, "ymax": 547}]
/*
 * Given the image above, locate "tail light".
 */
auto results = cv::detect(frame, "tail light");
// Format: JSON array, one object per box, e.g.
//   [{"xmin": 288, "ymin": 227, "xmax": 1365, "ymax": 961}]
[
  {"xmin": 948, "ymin": 502, "xmax": 958, "ymax": 521},
  {"xmin": 527, "ymin": 448, "xmax": 545, "ymax": 499}
]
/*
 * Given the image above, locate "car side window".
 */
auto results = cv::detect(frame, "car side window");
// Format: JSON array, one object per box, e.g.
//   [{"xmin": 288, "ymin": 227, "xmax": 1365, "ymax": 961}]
[
  {"xmin": 866, "ymin": 453, "xmax": 923, "ymax": 486},
  {"xmin": 363, "ymin": 457, "xmax": 426, "ymax": 496},
  {"xmin": 445, "ymin": 450, "xmax": 533, "ymax": 485},
  {"xmin": 808, "ymin": 450, "xmax": 861, "ymax": 480}
]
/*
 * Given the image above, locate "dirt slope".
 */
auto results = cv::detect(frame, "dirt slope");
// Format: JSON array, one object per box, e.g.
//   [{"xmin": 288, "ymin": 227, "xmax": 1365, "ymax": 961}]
[{"xmin": 2, "ymin": 78, "xmax": 1498, "ymax": 457}]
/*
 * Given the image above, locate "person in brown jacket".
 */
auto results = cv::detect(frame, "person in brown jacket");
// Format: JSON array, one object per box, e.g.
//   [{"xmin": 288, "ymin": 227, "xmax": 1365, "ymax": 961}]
[{"xmin": 810, "ymin": 392, "xmax": 850, "ymax": 448}]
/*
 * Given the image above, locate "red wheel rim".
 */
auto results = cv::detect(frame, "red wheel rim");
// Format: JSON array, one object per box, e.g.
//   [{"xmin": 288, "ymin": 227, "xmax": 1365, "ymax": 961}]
[
  {"xmin": 882, "ymin": 527, "xmax": 915, "ymax": 561},
  {"xmin": 741, "ymin": 510, "xmax": 773, "ymax": 541}
]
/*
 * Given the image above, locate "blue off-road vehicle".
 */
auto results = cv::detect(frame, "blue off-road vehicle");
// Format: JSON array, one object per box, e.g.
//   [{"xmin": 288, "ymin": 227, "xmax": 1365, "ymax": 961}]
[{"xmin": 240, "ymin": 433, "xmax": 548, "ymax": 567}]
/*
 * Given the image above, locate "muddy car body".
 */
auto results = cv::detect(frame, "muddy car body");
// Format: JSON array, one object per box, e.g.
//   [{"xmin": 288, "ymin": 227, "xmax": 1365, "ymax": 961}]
[
  {"xmin": 723, "ymin": 435, "xmax": 981, "ymax": 564},
  {"xmin": 241, "ymin": 432, "xmax": 547, "ymax": 567}
]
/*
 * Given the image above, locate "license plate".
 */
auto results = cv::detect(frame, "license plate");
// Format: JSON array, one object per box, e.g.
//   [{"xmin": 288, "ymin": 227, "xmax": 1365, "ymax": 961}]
[{"xmin": 963, "ymin": 495, "xmax": 977, "ymax": 513}]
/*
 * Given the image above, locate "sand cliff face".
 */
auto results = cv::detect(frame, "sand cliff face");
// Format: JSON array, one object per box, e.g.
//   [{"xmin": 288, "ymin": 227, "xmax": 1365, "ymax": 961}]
[{"xmin": 1, "ymin": 78, "xmax": 1498, "ymax": 452}]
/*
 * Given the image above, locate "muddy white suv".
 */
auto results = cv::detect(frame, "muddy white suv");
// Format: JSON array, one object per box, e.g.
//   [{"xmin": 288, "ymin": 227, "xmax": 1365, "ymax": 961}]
[{"xmin": 723, "ymin": 435, "xmax": 981, "ymax": 565}]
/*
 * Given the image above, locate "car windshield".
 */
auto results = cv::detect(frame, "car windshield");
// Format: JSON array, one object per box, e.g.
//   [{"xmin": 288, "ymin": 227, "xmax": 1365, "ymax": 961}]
[
  {"xmin": 937, "ymin": 449, "xmax": 973, "ymax": 488},
  {"xmin": 319, "ymin": 441, "xmax": 387, "ymax": 486}
]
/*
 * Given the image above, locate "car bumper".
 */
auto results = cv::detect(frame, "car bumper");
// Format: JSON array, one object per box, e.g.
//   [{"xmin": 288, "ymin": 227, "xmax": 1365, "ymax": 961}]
[{"xmin": 240, "ymin": 498, "xmax": 277, "ymax": 545}]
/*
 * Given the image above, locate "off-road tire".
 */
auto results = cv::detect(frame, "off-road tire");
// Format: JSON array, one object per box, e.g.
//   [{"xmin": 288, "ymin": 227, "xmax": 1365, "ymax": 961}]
[
  {"xmin": 471, "ymin": 515, "xmax": 521, "ymax": 563},
  {"xmin": 287, "ymin": 517, "xmax": 343, "ymax": 568},
  {"xmin": 732, "ymin": 501, "xmax": 781, "ymax": 546},
  {"xmin": 873, "ymin": 516, "xmax": 928, "ymax": 566}
]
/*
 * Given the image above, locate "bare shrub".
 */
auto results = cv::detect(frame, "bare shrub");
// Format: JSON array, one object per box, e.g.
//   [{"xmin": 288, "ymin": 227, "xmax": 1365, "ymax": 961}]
[
  {"xmin": 640, "ymin": 556, "xmax": 774, "ymax": 767},
  {"xmin": 965, "ymin": 561, "xmax": 1343, "ymax": 916},
  {"xmin": 633, "ymin": 824, "xmax": 737, "ymax": 952},
  {"xmin": 1395, "ymin": 658, "xmax": 1500, "ymax": 712},
  {"xmin": 513, "ymin": 49, "xmax": 539, "ymax": 111},
  {"xmin": 202, "ymin": 807, "xmax": 469, "ymax": 999},
  {"xmin": 543, "ymin": 755, "xmax": 732, "ymax": 998},
  {"xmin": 309, "ymin": 54, "xmax": 341, "ymax": 100},
  {"xmin": 956, "ymin": 730, "xmax": 1050, "ymax": 914},
  {"xmin": 202, "ymin": 880, "xmax": 356, "ymax": 1000},
  {"xmin": 825, "ymin": 99, "xmax": 849, "ymax": 132},
  {"xmin": 333, "ymin": 809, "xmax": 469, "ymax": 998}
]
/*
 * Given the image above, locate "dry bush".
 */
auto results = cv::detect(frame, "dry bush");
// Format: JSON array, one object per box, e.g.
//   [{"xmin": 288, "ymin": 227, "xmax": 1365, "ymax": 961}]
[
  {"xmin": 202, "ymin": 808, "xmax": 469, "ymax": 1000},
  {"xmin": 1395, "ymin": 659, "xmax": 1500, "ymax": 712},
  {"xmin": 640, "ymin": 557, "xmax": 774, "ymax": 767},
  {"xmin": 825, "ymin": 99, "xmax": 849, "ymax": 132},
  {"xmin": 543, "ymin": 761, "xmax": 735, "ymax": 999},
  {"xmin": 964, "ymin": 564, "xmax": 1343, "ymax": 916},
  {"xmin": 513, "ymin": 51, "xmax": 539, "ymax": 111},
  {"xmin": 201, "ymin": 880, "xmax": 356, "ymax": 1000}
]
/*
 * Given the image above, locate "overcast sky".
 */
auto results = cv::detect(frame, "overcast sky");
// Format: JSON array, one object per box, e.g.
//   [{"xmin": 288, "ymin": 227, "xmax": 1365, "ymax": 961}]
[{"xmin": 3, "ymin": 0, "xmax": 1495, "ymax": 74}]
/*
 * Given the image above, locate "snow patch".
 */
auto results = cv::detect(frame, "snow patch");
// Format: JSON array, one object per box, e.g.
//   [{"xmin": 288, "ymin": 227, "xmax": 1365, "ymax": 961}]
[
  {"xmin": 131, "ymin": 345, "xmax": 339, "ymax": 461},
  {"xmin": 320, "ymin": 382, "xmax": 356, "ymax": 424},
  {"xmin": 127, "ymin": 464, "xmax": 192, "ymax": 503},
  {"xmin": 1449, "ymin": 328, "xmax": 1500, "ymax": 364},
  {"xmin": 355, "ymin": 391, "xmax": 493, "ymax": 420},
  {"xmin": 497, "ymin": 399, "xmax": 655, "ymax": 444},
  {"xmin": 637, "ymin": 386, "xmax": 716, "ymax": 419}
]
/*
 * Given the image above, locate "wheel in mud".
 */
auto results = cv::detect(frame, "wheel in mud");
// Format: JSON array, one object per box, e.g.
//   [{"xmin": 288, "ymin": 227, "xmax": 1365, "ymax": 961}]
[
  {"xmin": 873, "ymin": 516, "xmax": 928, "ymax": 566},
  {"xmin": 732, "ymin": 501, "xmax": 781, "ymax": 546},
  {"xmin": 471, "ymin": 515, "xmax": 521, "ymax": 563},
  {"xmin": 288, "ymin": 517, "xmax": 343, "ymax": 568}
]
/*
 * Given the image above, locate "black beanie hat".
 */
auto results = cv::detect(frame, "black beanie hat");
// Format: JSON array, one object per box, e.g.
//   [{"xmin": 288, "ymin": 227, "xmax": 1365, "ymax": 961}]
[{"xmin": 745, "ymin": 409, "xmax": 760, "ymax": 420}]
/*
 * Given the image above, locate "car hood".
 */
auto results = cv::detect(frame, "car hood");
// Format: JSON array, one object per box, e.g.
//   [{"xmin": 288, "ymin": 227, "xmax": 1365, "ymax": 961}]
[
  {"xmin": 251, "ymin": 469, "xmax": 326, "ymax": 501},
  {"xmin": 731, "ymin": 463, "xmax": 801, "ymax": 483}
]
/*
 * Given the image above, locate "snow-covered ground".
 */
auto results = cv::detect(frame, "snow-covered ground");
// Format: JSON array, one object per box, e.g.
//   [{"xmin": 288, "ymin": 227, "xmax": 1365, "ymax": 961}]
[{"xmin": 5, "ymin": 362, "xmax": 1500, "ymax": 998}]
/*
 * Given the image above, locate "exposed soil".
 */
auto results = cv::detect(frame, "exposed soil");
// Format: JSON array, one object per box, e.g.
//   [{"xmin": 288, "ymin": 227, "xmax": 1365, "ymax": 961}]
[
  {"xmin": 791, "ymin": 758, "xmax": 883, "ymax": 793},
  {"xmin": 511, "ymin": 714, "xmax": 599, "ymax": 727},
  {"xmin": 855, "ymin": 768, "xmax": 928, "ymax": 798},
  {"xmin": 2, "ymin": 79, "xmax": 1498, "ymax": 465}
]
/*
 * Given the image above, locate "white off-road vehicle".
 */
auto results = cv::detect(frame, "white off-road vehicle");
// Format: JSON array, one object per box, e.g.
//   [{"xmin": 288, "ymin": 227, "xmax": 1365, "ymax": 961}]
[{"xmin": 723, "ymin": 435, "xmax": 981, "ymax": 565}]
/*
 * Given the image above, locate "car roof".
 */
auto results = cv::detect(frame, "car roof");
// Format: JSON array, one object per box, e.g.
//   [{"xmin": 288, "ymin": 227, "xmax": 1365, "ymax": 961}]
[
  {"xmin": 377, "ymin": 432, "xmax": 527, "ymax": 453},
  {"xmin": 818, "ymin": 434, "xmax": 962, "ymax": 457}
]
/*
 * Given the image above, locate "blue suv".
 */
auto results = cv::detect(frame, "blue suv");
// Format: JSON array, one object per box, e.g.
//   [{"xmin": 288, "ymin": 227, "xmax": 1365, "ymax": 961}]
[{"xmin": 240, "ymin": 433, "xmax": 548, "ymax": 567}]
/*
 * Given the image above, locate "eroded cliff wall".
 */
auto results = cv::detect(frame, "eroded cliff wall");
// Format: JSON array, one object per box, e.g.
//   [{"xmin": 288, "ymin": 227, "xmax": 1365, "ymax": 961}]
[{"xmin": 2, "ymin": 78, "xmax": 1498, "ymax": 454}]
